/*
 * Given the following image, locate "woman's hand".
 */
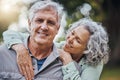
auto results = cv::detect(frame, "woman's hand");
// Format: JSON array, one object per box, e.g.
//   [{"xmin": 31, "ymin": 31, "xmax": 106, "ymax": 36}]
[
  {"xmin": 58, "ymin": 49, "xmax": 73, "ymax": 65},
  {"xmin": 12, "ymin": 44, "xmax": 34, "ymax": 80}
]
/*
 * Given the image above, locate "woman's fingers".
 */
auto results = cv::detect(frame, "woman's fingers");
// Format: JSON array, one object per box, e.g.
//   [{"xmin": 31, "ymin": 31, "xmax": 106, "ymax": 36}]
[
  {"xmin": 29, "ymin": 63, "xmax": 34, "ymax": 79},
  {"xmin": 25, "ymin": 64, "xmax": 32, "ymax": 80},
  {"xmin": 21, "ymin": 64, "xmax": 28, "ymax": 80},
  {"xmin": 58, "ymin": 49, "xmax": 73, "ymax": 65},
  {"xmin": 18, "ymin": 62, "xmax": 33, "ymax": 80},
  {"xmin": 18, "ymin": 63, "xmax": 24, "ymax": 75},
  {"xmin": 15, "ymin": 44, "xmax": 34, "ymax": 80}
]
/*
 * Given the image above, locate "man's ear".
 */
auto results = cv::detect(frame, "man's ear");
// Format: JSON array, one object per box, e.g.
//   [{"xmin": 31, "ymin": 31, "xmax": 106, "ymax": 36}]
[
  {"xmin": 56, "ymin": 24, "xmax": 60, "ymax": 34},
  {"xmin": 28, "ymin": 19, "xmax": 31, "ymax": 30},
  {"xmin": 57, "ymin": 24, "xmax": 60, "ymax": 30}
]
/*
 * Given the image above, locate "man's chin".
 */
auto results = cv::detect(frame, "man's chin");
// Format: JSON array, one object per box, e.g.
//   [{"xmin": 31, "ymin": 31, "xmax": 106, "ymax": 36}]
[{"xmin": 35, "ymin": 39, "xmax": 48, "ymax": 44}]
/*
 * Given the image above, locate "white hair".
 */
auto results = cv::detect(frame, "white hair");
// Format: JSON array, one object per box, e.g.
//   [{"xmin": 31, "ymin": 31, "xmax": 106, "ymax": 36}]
[
  {"xmin": 69, "ymin": 18, "xmax": 109, "ymax": 65},
  {"xmin": 28, "ymin": 0, "xmax": 64, "ymax": 26}
]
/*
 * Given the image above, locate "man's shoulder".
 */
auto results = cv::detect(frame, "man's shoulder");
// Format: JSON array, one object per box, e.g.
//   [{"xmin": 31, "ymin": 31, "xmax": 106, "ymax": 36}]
[
  {"xmin": 0, "ymin": 43, "xmax": 17, "ymax": 67},
  {"xmin": 0, "ymin": 44, "xmax": 8, "ymax": 51},
  {"xmin": 0, "ymin": 44, "xmax": 15, "ymax": 56},
  {"xmin": 0, "ymin": 44, "xmax": 10, "ymax": 57}
]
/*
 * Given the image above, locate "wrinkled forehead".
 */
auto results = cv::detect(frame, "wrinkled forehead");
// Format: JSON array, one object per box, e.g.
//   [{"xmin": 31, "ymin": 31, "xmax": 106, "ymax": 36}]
[
  {"xmin": 72, "ymin": 26, "xmax": 88, "ymax": 32},
  {"xmin": 68, "ymin": 25, "xmax": 85, "ymax": 32},
  {"xmin": 67, "ymin": 25, "xmax": 90, "ymax": 37},
  {"xmin": 33, "ymin": 6, "xmax": 58, "ymax": 21},
  {"xmin": 39, "ymin": 6, "xmax": 58, "ymax": 15}
]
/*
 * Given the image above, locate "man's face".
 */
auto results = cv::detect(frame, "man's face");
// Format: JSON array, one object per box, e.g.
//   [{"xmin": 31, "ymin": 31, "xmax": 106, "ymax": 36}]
[{"xmin": 29, "ymin": 7, "xmax": 59, "ymax": 45}]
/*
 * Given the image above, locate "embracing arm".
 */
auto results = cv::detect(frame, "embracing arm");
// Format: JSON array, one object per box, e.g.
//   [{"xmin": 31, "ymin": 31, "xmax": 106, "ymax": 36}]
[
  {"xmin": 2, "ymin": 30, "xmax": 34, "ymax": 80},
  {"xmin": 62, "ymin": 61, "xmax": 103, "ymax": 80},
  {"xmin": 59, "ymin": 49, "xmax": 81, "ymax": 80},
  {"xmin": 62, "ymin": 61, "xmax": 81, "ymax": 80},
  {"xmin": 3, "ymin": 30, "xmax": 29, "ymax": 49},
  {"xmin": 80, "ymin": 62, "xmax": 103, "ymax": 80},
  {"xmin": 59, "ymin": 50, "xmax": 103, "ymax": 80}
]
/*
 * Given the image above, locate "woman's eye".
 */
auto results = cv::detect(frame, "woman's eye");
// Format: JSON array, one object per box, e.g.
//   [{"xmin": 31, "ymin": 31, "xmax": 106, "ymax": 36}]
[
  {"xmin": 77, "ymin": 40, "xmax": 80, "ymax": 43},
  {"xmin": 71, "ymin": 31, "xmax": 74, "ymax": 35},
  {"xmin": 76, "ymin": 38, "xmax": 80, "ymax": 43},
  {"xmin": 67, "ymin": 36, "xmax": 70, "ymax": 39}
]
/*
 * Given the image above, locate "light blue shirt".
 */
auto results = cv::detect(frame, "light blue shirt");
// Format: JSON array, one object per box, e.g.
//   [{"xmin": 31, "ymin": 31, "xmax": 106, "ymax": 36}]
[{"xmin": 62, "ymin": 58, "xmax": 103, "ymax": 80}]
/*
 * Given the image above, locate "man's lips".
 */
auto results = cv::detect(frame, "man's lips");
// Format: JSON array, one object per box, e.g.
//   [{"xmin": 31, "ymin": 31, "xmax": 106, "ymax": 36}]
[{"xmin": 37, "ymin": 32, "xmax": 49, "ymax": 36}]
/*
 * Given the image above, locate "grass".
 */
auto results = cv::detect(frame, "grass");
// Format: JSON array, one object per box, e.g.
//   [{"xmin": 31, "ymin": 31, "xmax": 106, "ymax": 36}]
[{"xmin": 100, "ymin": 67, "xmax": 120, "ymax": 80}]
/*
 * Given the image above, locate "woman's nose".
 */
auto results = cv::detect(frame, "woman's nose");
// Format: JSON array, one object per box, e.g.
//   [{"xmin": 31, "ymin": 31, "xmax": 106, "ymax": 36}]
[{"xmin": 68, "ymin": 36, "xmax": 74, "ymax": 44}]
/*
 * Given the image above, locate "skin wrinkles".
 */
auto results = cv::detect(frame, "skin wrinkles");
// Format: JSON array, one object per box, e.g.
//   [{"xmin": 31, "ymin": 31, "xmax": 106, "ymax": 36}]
[
  {"xmin": 29, "ymin": 7, "xmax": 59, "ymax": 50},
  {"xmin": 24, "ymin": 6, "xmax": 60, "ymax": 61},
  {"xmin": 63, "ymin": 26, "xmax": 90, "ymax": 61},
  {"xmin": 2, "ymin": 1, "xmax": 64, "ymax": 80}
]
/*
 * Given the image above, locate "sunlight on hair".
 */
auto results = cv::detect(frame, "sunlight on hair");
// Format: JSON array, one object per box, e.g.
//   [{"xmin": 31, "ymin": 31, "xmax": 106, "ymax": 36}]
[
  {"xmin": 0, "ymin": 0, "xmax": 18, "ymax": 13},
  {"xmin": 8, "ymin": 23, "xmax": 18, "ymax": 31},
  {"xmin": 1, "ymin": 4, "xmax": 11, "ymax": 12}
]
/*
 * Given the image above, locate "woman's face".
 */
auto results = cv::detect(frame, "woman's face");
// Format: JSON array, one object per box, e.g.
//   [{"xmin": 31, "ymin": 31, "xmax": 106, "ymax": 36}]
[{"xmin": 63, "ymin": 25, "xmax": 90, "ymax": 55}]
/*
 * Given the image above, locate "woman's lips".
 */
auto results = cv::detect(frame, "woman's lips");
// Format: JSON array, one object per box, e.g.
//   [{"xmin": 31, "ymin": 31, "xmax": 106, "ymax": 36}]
[
  {"xmin": 65, "ymin": 43, "xmax": 70, "ymax": 48},
  {"xmin": 65, "ymin": 43, "xmax": 73, "ymax": 48}
]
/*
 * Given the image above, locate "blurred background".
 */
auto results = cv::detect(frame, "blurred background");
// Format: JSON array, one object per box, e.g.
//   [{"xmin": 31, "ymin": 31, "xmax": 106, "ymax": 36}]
[{"xmin": 0, "ymin": 0, "xmax": 120, "ymax": 80}]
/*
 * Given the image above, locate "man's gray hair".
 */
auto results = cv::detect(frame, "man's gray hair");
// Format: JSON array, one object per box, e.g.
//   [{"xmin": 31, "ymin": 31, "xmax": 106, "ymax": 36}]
[
  {"xmin": 28, "ymin": 0, "xmax": 64, "ymax": 26},
  {"xmin": 69, "ymin": 18, "xmax": 109, "ymax": 65}
]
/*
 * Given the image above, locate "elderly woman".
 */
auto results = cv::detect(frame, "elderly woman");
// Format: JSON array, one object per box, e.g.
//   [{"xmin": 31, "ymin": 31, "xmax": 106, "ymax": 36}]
[
  {"xmin": 58, "ymin": 18, "xmax": 109, "ymax": 80},
  {"xmin": 3, "ymin": 18, "xmax": 109, "ymax": 80}
]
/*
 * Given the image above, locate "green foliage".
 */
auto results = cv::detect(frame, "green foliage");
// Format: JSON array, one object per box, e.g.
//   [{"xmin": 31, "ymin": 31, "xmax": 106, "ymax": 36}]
[
  {"xmin": 55, "ymin": 0, "xmax": 85, "ymax": 15},
  {"xmin": 100, "ymin": 67, "xmax": 120, "ymax": 80},
  {"xmin": 54, "ymin": 0, "xmax": 107, "ymax": 42},
  {"xmin": 0, "ymin": 0, "xmax": 107, "ymax": 43},
  {"xmin": 56, "ymin": 36, "xmax": 65, "ymax": 43},
  {"xmin": 55, "ymin": 0, "xmax": 105, "ymax": 21}
]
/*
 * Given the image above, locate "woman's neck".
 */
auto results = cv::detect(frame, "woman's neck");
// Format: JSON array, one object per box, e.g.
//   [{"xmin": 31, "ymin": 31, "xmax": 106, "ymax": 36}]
[{"xmin": 71, "ymin": 53, "xmax": 83, "ymax": 63}]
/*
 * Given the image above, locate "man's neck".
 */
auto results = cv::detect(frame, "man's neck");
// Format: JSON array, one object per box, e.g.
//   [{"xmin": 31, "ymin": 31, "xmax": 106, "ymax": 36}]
[{"xmin": 28, "ymin": 39, "xmax": 53, "ymax": 60}]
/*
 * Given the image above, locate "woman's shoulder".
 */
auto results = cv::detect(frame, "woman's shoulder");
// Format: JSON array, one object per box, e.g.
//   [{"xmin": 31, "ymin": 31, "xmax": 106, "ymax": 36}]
[{"xmin": 79, "ymin": 58, "xmax": 104, "ymax": 69}]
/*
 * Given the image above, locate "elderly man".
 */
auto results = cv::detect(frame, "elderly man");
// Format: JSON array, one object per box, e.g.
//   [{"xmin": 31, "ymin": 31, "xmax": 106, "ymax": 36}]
[{"xmin": 0, "ymin": 1, "xmax": 64, "ymax": 80}]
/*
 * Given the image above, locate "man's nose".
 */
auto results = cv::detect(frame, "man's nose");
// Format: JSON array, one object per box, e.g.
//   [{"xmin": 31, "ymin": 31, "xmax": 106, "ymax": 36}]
[{"xmin": 41, "ymin": 21, "xmax": 48, "ymax": 31}]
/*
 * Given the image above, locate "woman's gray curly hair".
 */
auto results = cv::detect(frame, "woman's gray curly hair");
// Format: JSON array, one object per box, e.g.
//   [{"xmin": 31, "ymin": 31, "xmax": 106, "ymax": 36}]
[
  {"xmin": 28, "ymin": 0, "xmax": 64, "ymax": 26},
  {"xmin": 69, "ymin": 18, "xmax": 109, "ymax": 65}
]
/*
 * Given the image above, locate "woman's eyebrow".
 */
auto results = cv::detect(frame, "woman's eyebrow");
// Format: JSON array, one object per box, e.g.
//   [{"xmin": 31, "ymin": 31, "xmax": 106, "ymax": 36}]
[{"xmin": 74, "ymin": 30, "xmax": 82, "ymax": 42}]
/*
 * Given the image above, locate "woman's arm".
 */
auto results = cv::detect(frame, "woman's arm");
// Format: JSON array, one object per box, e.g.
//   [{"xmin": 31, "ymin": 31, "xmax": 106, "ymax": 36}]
[
  {"xmin": 62, "ymin": 61, "xmax": 103, "ymax": 80},
  {"xmin": 80, "ymin": 61, "xmax": 103, "ymax": 80},
  {"xmin": 59, "ymin": 49, "xmax": 81, "ymax": 80},
  {"xmin": 2, "ymin": 30, "xmax": 34, "ymax": 80},
  {"xmin": 3, "ymin": 30, "xmax": 29, "ymax": 49},
  {"xmin": 59, "ymin": 49, "xmax": 103, "ymax": 80}
]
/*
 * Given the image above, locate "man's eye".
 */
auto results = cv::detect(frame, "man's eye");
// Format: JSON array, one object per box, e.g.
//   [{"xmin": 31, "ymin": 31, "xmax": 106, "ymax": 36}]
[
  {"xmin": 36, "ymin": 19, "xmax": 43, "ymax": 23},
  {"xmin": 47, "ymin": 20, "xmax": 55, "ymax": 25}
]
